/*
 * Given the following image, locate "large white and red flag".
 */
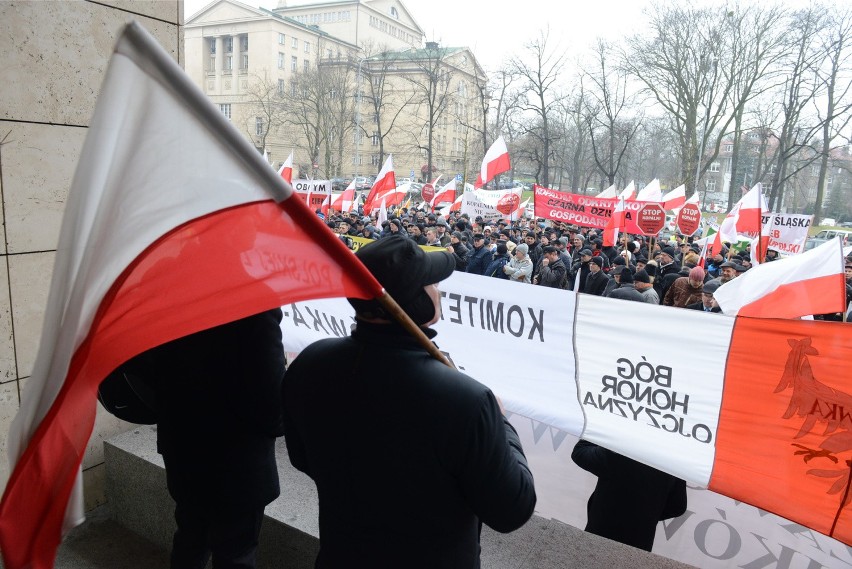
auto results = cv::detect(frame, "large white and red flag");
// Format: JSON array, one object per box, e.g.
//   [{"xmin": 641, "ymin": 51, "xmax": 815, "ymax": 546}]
[
  {"xmin": 602, "ymin": 197, "xmax": 627, "ymax": 247},
  {"xmin": 331, "ymin": 180, "xmax": 356, "ymax": 213},
  {"xmin": 0, "ymin": 23, "xmax": 383, "ymax": 569},
  {"xmin": 714, "ymin": 238, "xmax": 846, "ymax": 319},
  {"xmin": 596, "ymin": 184, "xmax": 617, "ymax": 198},
  {"xmin": 430, "ymin": 178, "xmax": 457, "ymax": 211},
  {"xmin": 474, "ymin": 136, "xmax": 510, "ymax": 188},
  {"xmin": 277, "ymin": 150, "xmax": 293, "ymax": 183},
  {"xmin": 618, "ymin": 180, "xmax": 636, "ymax": 200},
  {"xmin": 661, "ymin": 184, "xmax": 686, "ymax": 210},
  {"xmin": 709, "ymin": 183, "xmax": 765, "ymax": 257},
  {"xmin": 362, "ymin": 155, "xmax": 396, "ymax": 214},
  {"xmin": 635, "ymin": 179, "xmax": 662, "ymax": 202}
]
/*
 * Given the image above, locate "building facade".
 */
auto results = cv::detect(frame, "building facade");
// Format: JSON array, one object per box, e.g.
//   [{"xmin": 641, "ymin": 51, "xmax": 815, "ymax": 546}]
[{"xmin": 185, "ymin": 0, "xmax": 487, "ymax": 184}]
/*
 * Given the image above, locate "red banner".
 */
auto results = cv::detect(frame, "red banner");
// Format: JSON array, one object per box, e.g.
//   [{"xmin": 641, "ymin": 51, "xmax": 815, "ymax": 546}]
[{"xmin": 533, "ymin": 185, "xmax": 654, "ymax": 234}]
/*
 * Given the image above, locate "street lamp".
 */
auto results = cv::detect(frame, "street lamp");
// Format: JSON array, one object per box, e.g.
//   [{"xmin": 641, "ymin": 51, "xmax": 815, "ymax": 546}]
[{"xmin": 354, "ymin": 56, "xmax": 365, "ymax": 180}]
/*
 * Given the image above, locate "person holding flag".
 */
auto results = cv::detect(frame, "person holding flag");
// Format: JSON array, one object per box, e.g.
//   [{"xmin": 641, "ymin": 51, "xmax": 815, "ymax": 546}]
[{"xmin": 281, "ymin": 236, "xmax": 536, "ymax": 566}]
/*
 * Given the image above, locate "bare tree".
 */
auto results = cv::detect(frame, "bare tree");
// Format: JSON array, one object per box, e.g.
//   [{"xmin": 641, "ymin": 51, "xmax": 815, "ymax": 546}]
[
  {"xmin": 766, "ymin": 5, "xmax": 829, "ymax": 211},
  {"xmin": 721, "ymin": 5, "xmax": 788, "ymax": 209},
  {"xmin": 403, "ymin": 43, "xmax": 455, "ymax": 181},
  {"xmin": 584, "ymin": 38, "xmax": 642, "ymax": 188},
  {"xmin": 243, "ymin": 71, "xmax": 288, "ymax": 157},
  {"xmin": 812, "ymin": 7, "xmax": 852, "ymax": 223},
  {"xmin": 622, "ymin": 5, "xmax": 736, "ymax": 200},
  {"xmin": 511, "ymin": 30, "xmax": 566, "ymax": 187}
]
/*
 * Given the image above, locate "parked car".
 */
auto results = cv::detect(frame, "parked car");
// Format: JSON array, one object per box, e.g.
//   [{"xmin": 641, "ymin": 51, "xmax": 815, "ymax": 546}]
[
  {"xmin": 803, "ymin": 229, "xmax": 852, "ymax": 251},
  {"xmin": 353, "ymin": 176, "xmax": 374, "ymax": 191},
  {"xmin": 331, "ymin": 177, "xmax": 351, "ymax": 191}
]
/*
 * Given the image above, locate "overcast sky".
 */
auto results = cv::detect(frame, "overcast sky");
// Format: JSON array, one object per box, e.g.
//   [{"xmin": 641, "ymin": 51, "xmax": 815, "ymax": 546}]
[{"xmin": 183, "ymin": 0, "xmax": 650, "ymax": 71}]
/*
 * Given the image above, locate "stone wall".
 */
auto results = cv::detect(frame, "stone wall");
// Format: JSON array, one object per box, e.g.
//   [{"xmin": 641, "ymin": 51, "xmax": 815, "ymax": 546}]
[{"xmin": 0, "ymin": 0, "xmax": 183, "ymax": 511}]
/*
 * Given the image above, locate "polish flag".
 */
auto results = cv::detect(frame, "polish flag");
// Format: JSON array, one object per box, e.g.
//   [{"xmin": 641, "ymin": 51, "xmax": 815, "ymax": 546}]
[
  {"xmin": 635, "ymin": 179, "xmax": 662, "ymax": 202},
  {"xmin": 376, "ymin": 196, "xmax": 389, "ymax": 226},
  {"xmin": 596, "ymin": 184, "xmax": 617, "ymax": 198},
  {"xmin": 319, "ymin": 192, "xmax": 332, "ymax": 217},
  {"xmin": 474, "ymin": 136, "xmax": 511, "ymax": 188},
  {"xmin": 603, "ymin": 197, "xmax": 627, "ymax": 247},
  {"xmin": 439, "ymin": 192, "xmax": 465, "ymax": 216},
  {"xmin": 662, "ymin": 185, "xmax": 686, "ymax": 210},
  {"xmin": 0, "ymin": 23, "xmax": 383, "ymax": 569},
  {"xmin": 734, "ymin": 183, "xmax": 766, "ymax": 235},
  {"xmin": 714, "ymin": 238, "xmax": 845, "ymax": 318},
  {"xmin": 618, "ymin": 180, "xmax": 636, "ymax": 201},
  {"xmin": 430, "ymin": 178, "xmax": 458, "ymax": 211},
  {"xmin": 331, "ymin": 180, "xmax": 356, "ymax": 213},
  {"xmin": 363, "ymin": 155, "xmax": 396, "ymax": 214},
  {"xmin": 686, "ymin": 191, "xmax": 699, "ymax": 205},
  {"xmin": 277, "ymin": 151, "xmax": 294, "ymax": 183},
  {"xmin": 375, "ymin": 185, "xmax": 409, "ymax": 209}
]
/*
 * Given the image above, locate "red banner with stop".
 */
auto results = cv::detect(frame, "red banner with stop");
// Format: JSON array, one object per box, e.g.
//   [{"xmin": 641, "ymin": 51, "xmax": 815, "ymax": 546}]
[{"xmin": 533, "ymin": 185, "xmax": 665, "ymax": 234}]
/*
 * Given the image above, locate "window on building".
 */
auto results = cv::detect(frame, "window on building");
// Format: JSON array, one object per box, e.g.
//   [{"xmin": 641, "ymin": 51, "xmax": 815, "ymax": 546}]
[
  {"xmin": 709, "ymin": 162, "xmax": 720, "ymax": 173},
  {"xmin": 240, "ymin": 36, "xmax": 248, "ymax": 52},
  {"xmin": 748, "ymin": 131, "xmax": 759, "ymax": 140},
  {"xmin": 278, "ymin": 33, "xmax": 285, "ymax": 45},
  {"xmin": 241, "ymin": 54, "xmax": 248, "ymax": 70},
  {"xmin": 209, "ymin": 38, "xmax": 216, "ymax": 54},
  {"xmin": 724, "ymin": 144, "xmax": 733, "ymax": 153},
  {"xmin": 372, "ymin": 131, "xmax": 379, "ymax": 146},
  {"xmin": 278, "ymin": 79, "xmax": 285, "ymax": 96},
  {"xmin": 390, "ymin": 6, "xmax": 398, "ymax": 18},
  {"xmin": 304, "ymin": 60, "xmax": 310, "ymax": 72},
  {"xmin": 224, "ymin": 37, "xmax": 233, "ymax": 53},
  {"xmin": 706, "ymin": 178, "xmax": 717, "ymax": 192},
  {"xmin": 304, "ymin": 41, "xmax": 310, "ymax": 53},
  {"xmin": 291, "ymin": 56, "xmax": 298, "ymax": 72},
  {"xmin": 278, "ymin": 52, "xmax": 285, "ymax": 69},
  {"xmin": 219, "ymin": 104, "xmax": 231, "ymax": 120},
  {"xmin": 371, "ymin": 154, "xmax": 380, "ymax": 166},
  {"xmin": 224, "ymin": 55, "xmax": 233, "ymax": 71},
  {"xmin": 327, "ymin": 48, "xmax": 333, "ymax": 58},
  {"xmin": 292, "ymin": 37, "xmax": 298, "ymax": 49},
  {"xmin": 256, "ymin": 117, "xmax": 264, "ymax": 136},
  {"xmin": 291, "ymin": 82, "xmax": 298, "ymax": 97}
]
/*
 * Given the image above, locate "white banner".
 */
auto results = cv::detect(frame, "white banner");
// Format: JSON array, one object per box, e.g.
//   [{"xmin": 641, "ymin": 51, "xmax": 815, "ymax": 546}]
[
  {"xmin": 762, "ymin": 213, "xmax": 813, "ymax": 255},
  {"xmin": 291, "ymin": 179, "xmax": 332, "ymax": 194},
  {"xmin": 278, "ymin": 273, "xmax": 851, "ymax": 567},
  {"xmin": 460, "ymin": 192, "xmax": 502, "ymax": 220}
]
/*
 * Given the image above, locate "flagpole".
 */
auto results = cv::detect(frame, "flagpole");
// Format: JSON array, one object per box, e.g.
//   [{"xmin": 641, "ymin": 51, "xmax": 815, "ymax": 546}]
[{"xmin": 376, "ymin": 291, "xmax": 454, "ymax": 368}]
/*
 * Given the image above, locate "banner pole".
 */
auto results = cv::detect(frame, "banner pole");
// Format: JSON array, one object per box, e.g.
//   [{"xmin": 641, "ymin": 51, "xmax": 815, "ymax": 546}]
[{"xmin": 376, "ymin": 290, "xmax": 454, "ymax": 368}]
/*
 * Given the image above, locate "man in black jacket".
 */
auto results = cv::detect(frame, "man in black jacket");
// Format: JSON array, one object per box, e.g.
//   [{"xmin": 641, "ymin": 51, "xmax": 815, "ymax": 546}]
[
  {"xmin": 584, "ymin": 256, "xmax": 609, "ymax": 296},
  {"xmin": 535, "ymin": 245, "xmax": 567, "ymax": 288},
  {"xmin": 118, "ymin": 309, "xmax": 286, "ymax": 569},
  {"xmin": 572, "ymin": 440, "xmax": 686, "ymax": 552},
  {"xmin": 282, "ymin": 236, "xmax": 536, "ymax": 568}
]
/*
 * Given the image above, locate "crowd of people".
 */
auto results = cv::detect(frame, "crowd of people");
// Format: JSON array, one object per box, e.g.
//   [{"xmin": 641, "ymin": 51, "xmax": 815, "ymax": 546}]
[{"xmin": 325, "ymin": 205, "xmax": 852, "ymax": 321}]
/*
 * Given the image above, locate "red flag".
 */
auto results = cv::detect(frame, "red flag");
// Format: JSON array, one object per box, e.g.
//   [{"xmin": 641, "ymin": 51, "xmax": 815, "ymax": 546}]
[
  {"xmin": 474, "ymin": 136, "xmax": 510, "ymax": 188},
  {"xmin": 277, "ymin": 150, "xmax": 293, "ymax": 183},
  {"xmin": 363, "ymin": 155, "xmax": 396, "ymax": 214},
  {"xmin": 0, "ymin": 23, "xmax": 383, "ymax": 569}
]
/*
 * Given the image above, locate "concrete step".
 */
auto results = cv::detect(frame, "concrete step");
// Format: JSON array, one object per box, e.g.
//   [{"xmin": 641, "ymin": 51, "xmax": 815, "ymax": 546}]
[{"xmin": 102, "ymin": 425, "xmax": 693, "ymax": 569}]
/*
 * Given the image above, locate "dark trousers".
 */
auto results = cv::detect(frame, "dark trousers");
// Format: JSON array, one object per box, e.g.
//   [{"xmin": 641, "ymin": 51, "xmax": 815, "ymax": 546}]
[
  {"xmin": 170, "ymin": 500, "xmax": 264, "ymax": 569},
  {"xmin": 163, "ymin": 454, "xmax": 266, "ymax": 569}
]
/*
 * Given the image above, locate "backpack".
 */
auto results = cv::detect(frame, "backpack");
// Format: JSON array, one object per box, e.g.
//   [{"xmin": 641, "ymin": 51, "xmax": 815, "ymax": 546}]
[{"xmin": 97, "ymin": 367, "xmax": 158, "ymax": 424}]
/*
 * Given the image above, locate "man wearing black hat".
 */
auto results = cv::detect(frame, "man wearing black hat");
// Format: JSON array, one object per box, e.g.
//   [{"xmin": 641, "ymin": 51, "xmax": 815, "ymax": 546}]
[
  {"xmin": 282, "ymin": 236, "xmax": 536, "ymax": 566},
  {"xmin": 535, "ymin": 245, "xmax": 568, "ymax": 288},
  {"xmin": 607, "ymin": 268, "xmax": 644, "ymax": 302},
  {"xmin": 584, "ymin": 256, "xmax": 609, "ymax": 296},
  {"xmin": 570, "ymin": 248, "xmax": 594, "ymax": 291},
  {"xmin": 466, "ymin": 233, "xmax": 493, "ymax": 276},
  {"xmin": 655, "ymin": 246, "xmax": 679, "ymax": 300}
]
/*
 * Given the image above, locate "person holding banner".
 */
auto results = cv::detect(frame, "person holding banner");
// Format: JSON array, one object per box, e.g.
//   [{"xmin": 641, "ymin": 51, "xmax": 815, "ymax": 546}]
[{"xmin": 281, "ymin": 236, "xmax": 536, "ymax": 566}]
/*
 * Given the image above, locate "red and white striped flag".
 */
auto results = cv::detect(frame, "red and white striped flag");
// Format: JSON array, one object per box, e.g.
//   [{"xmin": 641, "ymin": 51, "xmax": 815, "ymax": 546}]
[
  {"xmin": 603, "ymin": 197, "xmax": 627, "ymax": 247},
  {"xmin": 474, "ymin": 136, "xmax": 511, "ymax": 189},
  {"xmin": 331, "ymin": 180, "xmax": 356, "ymax": 213},
  {"xmin": 277, "ymin": 150, "xmax": 293, "ymax": 183},
  {"xmin": 714, "ymin": 238, "xmax": 845, "ymax": 318},
  {"xmin": 0, "ymin": 23, "xmax": 383, "ymax": 569},
  {"xmin": 661, "ymin": 184, "xmax": 686, "ymax": 210},
  {"xmin": 430, "ymin": 178, "xmax": 457, "ymax": 211},
  {"xmin": 618, "ymin": 180, "xmax": 636, "ymax": 201},
  {"xmin": 635, "ymin": 179, "xmax": 662, "ymax": 202},
  {"xmin": 363, "ymin": 155, "xmax": 396, "ymax": 214},
  {"xmin": 596, "ymin": 184, "xmax": 617, "ymax": 198}
]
